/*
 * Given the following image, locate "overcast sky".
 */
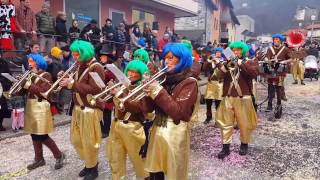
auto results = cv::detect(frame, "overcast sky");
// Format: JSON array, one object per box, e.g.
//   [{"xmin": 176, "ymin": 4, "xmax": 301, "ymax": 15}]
[{"xmin": 232, "ymin": 0, "xmax": 320, "ymax": 34}]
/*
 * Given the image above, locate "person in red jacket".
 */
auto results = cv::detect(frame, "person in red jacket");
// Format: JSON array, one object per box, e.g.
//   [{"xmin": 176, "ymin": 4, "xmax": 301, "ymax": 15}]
[{"xmin": 157, "ymin": 33, "xmax": 171, "ymax": 56}]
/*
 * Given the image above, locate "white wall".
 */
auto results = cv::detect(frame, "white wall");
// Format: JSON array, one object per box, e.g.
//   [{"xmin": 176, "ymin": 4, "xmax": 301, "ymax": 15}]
[{"xmin": 235, "ymin": 15, "xmax": 255, "ymax": 41}]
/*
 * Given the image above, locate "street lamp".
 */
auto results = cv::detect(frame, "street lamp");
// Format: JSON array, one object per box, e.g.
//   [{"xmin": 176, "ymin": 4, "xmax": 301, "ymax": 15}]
[{"xmin": 311, "ymin": 15, "xmax": 316, "ymax": 42}]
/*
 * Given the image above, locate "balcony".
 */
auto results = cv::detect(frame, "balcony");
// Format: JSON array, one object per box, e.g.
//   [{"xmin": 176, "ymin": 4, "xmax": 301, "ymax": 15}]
[{"xmin": 128, "ymin": 0, "xmax": 198, "ymax": 17}]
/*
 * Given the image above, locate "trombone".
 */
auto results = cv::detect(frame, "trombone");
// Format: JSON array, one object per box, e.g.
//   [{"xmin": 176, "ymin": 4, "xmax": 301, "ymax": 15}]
[
  {"xmin": 41, "ymin": 62, "xmax": 78, "ymax": 99},
  {"xmin": 87, "ymin": 82, "xmax": 122, "ymax": 106},
  {"xmin": 119, "ymin": 67, "xmax": 168, "ymax": 109}
]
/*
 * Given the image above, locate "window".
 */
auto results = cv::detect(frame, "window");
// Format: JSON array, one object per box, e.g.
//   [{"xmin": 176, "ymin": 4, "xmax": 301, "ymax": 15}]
[
  {"xmin": 132, "ymin": 9, "xmax": 155, "ymax": 30},
  {"xmin": 110, "ymin": 9, "xmax": 125, "ymax": 27},
  {"xmin": 65, "ymin": 0, "xmax": 99, "ymax": 29}
]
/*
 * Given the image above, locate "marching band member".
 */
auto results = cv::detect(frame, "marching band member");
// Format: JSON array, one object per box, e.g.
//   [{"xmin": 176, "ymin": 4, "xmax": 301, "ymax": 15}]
[
  {"xmin": 265, "ymin": 34, "xmax": 290, "ymax": 112},
  {"xmin": 204, "ymin": 47, "xmax": 224, "ymax": 124},
  {"xmin": 107, "ymin": 59, "xmax": 152, "ymax": 180},
  {"xmin": 215, "ymin": 41, "xmax": 258, "ymax": 159},
  {"xmin": 98, "ymin": 48, "xmax": 116, "ymax": 138},
  {"xmin": 290, "ymin": 47, "xmax": 307, "ymax": 85},
  {"xmin": 134, "ymin": 48, "xmax": 158, "ymax": 75},
  {"xmin": 59, "ymin": 40, "xmax": 105, "ymax": 180},
  {"xmin": 22, "ymin": 54, "xmax": 65, "ymax": 170},
  {"xmin": 144, "ymin": 43, "xmax": 198, "ymax": 180}
]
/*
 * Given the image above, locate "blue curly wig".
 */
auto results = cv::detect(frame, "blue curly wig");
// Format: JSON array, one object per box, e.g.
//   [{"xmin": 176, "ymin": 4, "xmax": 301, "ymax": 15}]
[
  {"xmin": 272, "ymin": 34, "xmax": 285, "ymax": 42},
  {"xmin": 162, "ymin": 43, "xmax": 193, "ymax": 73},
  {"xmin": 27, "ymin": 53, "xmax": 48, "ymax": 70}
]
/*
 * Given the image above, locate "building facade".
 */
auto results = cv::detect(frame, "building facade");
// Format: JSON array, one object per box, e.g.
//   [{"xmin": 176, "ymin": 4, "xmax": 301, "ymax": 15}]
[
  {"xmin": 175, "ymin": 0, "xmax": 239, "ymax": 45},
  {"xmin": 12, "ymin": 0, "xmax": 198, "ymax": 36},
  {"xmin": 175, "ymin": 0, "xmax": 218, "ymax": 44},
  {"xmin": 235, "ymin": 15, "xmax": 255, "ymax": 41}
]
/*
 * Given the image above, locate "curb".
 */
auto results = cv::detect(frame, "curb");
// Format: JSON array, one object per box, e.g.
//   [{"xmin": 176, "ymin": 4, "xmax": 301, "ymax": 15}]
[{"xmin": 0, "ymin": 119, "xmax": 71, "ymax": 141}]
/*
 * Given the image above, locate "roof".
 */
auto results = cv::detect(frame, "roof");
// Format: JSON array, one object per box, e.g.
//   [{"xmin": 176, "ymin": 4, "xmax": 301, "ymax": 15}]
[
  {"xmin": 241, "ymin": 30, "xmax": 257, "ymax": 37},
  {"xmin": 305, "ymin": 23, "xmax": 320, "ymax": 30},
  {"xmin": 206, "ymin": 0, "xmax": 218, "ymax": 11},
  {"xmin": 221, "ymin": 0, "xmax": 233, "ymax": 9},
  {"xmin": 128, "ymin": 0, "xmax": 198, "ymax": 17},
  {"xmin": 230, "ymin": 9, "xmax": 240, "ymax": 25}
]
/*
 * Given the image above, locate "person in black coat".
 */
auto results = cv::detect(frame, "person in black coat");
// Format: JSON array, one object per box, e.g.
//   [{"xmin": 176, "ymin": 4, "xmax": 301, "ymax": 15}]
[
  {"xmin": 69, "ymin": 20, "xmax": 80, "ymax": 43},
  {"xmin": 0, "ymin": 52, "xmax": 13, "ymax": 131},
  {"xmin": 55, "ymin": 12, "xmax": 68, "ymax": 48},
  {"xmin": 80, "ymin": 19, "xmax": 101, "ymax": 47},
  {"xmin": 307, "ymin": 42, "xmax": 319, "ymax": 58}
]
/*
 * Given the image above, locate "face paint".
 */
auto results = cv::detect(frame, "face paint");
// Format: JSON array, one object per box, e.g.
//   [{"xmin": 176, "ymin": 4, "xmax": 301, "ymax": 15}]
[
  {"xmin": 273, "ymin": 38, "xmax": 281, "ymax": 46},
  {"xmin": 127, "ymin": 70, "xmax": 141, "ymax": 83},
  {"xmin": 28, "ymin": 58, "xmax": 37, "ymax": 70},
  {"xmin": 215, "ymin": 51, "xmax": 222, "ymax": 58},
  {"xmin": 72, "ymin": 52, "xmax": 81, "ymax": 61},
  {"xmin": 100, "ymin": 55, "xmax": 109, "ymax": 64},
  {"xmin": 164, "ymin": 52, "xmax": 179, "ymax": 72},
  {"xmin": 232, "ymin": 48, "xmax": 243, "ymax": 58}
]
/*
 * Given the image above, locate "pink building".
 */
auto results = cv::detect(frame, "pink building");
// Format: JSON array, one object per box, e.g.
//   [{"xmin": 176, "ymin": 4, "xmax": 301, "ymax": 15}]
[{"xmin": 13, "ymin": 0, "xmax": 198, "ymax": 36}]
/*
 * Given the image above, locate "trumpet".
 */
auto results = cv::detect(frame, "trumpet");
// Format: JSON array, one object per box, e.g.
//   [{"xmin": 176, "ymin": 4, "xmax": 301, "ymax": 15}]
[
  {"xmin": 7, "ymin": 71, "xmax": 52, "ymax": 98},
  {"xmin": 87, "ymin": 82, "xmax": 122, "ymax": 106},
  {"xmin": 41, "ymin": 62, "xmax": 78, "ymax": 99},
  {"xmin": 119, "ymin": 67, "xmax": 168, "ymax": 109},
  {"xmin": 7, "ymin": 70, "xmax": 32, "ymax": 98},
  {"xmin": 226, "ymin": 57, "xmax": 239, "ymax": 71}
]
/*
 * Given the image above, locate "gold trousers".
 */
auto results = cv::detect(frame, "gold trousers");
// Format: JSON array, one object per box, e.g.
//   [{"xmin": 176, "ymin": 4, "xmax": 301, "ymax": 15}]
[
  {"xmin": 292, "ymin": 61, "xmax": 305, "ymax": 81},
  {"xmin": 24, "ymin": 99, "xmax": 53, "ymax": 135},
  {"xmin": 71, "ymin": 106, "xmax": 103, "ymax": 168},
  {"xmin": 216, "ymin": 96, "xmax": 257, "ymax": 144},
  {"xmin": 205, "ymin": 80, "xmax": 223, "ymax": 100},
  {"xmin": 145, "ymin": 119, "xmax": 190, "ymax": 180},
  {"xmin": 107, "ymin": 120, "xmax": 148, "ymax": 179},
  {"xmin": 252, "ymin": 79, "xmax": 257, "ymax": 98}
]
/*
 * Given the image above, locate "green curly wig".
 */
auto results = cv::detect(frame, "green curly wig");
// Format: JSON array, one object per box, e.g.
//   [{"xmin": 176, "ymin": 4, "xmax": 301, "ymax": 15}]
[
  {"xmin": 125, "ymin": 60, "xmax": 150, "ymax": 82},
  {"xmin": 181, "ymin": 40, "xmax": 193, "ymax": 54},
  {"xmin": 133, "ymin": 48, "xmax": 150, "ymax": 64},
  {"xmin": 70, "ymin": 40, "xmax": 95, "ymax": 62},
  {"xmin": 229, "ymin": 41, "xmax": 249, "ymax": 57}
]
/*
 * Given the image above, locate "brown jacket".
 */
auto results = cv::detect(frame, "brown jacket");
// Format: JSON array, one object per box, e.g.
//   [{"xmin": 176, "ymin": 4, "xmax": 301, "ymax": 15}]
[
  {"xmin": 191, "ymin": 61, "xmax": 201, "ymax": 78},
  {"xmin": 153, "ymin": 71, "xmax": 198, "ymax": 124},
  {"xmin": 266, "ymin": 45, "xmax": 291, "ymax": 84},
  {"xmin": 218, "ymin": 60, "xmax": 259, "ymax": 97},
  {"xmin": 289, "ymin": 48, "xmax": 307, "ymax": 61},
  {"xmin": 21, "ymin": 71, "xmax": 52, "ymax": 100},
  {"xmin": 266, "ymin": 45, "xmax": 290, "ymax": 62},
  {"xmin": 71, "ymin": 61, "xmax": 105, "ymax": 110}
]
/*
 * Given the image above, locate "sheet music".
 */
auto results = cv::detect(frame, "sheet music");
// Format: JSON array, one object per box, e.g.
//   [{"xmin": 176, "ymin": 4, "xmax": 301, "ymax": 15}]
[
  {"xmin": 106, "ymin": 64, "xmax": 131, "ymax": 87},
  {"xmin": 89, "ymin": 72, "xmax": 106, "ymax": 89},
  {"xmin": 223, "ymin": 47, "xmax": 236, "ymax": 60},
  {"xmin": 1, "ymin": 73, "xmax": 18, "ymax": 82}
]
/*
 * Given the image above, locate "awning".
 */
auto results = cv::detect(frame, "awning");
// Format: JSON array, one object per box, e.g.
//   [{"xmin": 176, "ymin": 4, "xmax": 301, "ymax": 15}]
[{"xmin": 128, "ymin": 0, "xmax": 198, "ymax": 17}]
